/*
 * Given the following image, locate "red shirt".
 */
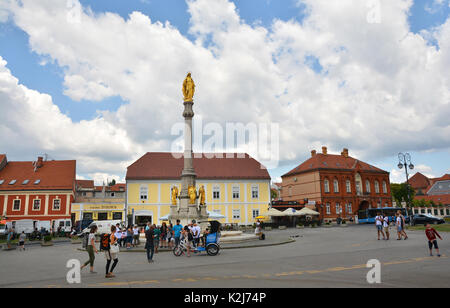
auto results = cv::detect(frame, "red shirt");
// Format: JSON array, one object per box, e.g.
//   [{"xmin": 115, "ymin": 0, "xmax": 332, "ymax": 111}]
[{"xmin": 425, "ymin": 228, "xmax": 441, "ymax": 241}]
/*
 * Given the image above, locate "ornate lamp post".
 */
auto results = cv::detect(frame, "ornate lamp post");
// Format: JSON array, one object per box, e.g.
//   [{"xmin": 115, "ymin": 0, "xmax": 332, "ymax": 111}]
[{"xmin": 397, "ymin": 152, "xmax": 414, "ymax": 219}]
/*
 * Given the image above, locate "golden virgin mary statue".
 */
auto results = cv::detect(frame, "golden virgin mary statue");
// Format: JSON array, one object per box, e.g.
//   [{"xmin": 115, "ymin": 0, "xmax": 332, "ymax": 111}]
[{"xmin": 182, "ymin": 72, "xmax": 195, "ymax": 102}]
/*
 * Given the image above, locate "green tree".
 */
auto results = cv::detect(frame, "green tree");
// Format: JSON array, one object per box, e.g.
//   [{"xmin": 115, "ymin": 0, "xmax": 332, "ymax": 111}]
[
  {"xmin": 391, "ymin": 183, "xmax": 415, "ymax": 206},
  {"xmin": 108, "ymin": 179, "xmax": 116, "ymax": 186},
  {"xmin": 271, "ymin": 189, "xmax": 278, "ymax": 200}
]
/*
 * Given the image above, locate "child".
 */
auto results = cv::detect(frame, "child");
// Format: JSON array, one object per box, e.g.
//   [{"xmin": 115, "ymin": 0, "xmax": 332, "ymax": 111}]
[{"xmin": 425, "ymin": 223, "xmax": 442, "ymax": 257}]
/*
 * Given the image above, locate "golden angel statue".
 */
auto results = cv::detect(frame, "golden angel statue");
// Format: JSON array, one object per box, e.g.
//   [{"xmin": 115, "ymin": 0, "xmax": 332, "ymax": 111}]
[
  {"xmin": 182, "ymin": 72, "xmax": 195, "ymax": 102},
  {"xmin": 188, "ymin": 185, "xmax": 197, "ymax": 204},
  {"xmin": 198, "ymin": 185, "xmax": 205, "ymax": 205},
  {"xmin": 171, "ymin": 186, "xmax": 179, "ymax": 205}
]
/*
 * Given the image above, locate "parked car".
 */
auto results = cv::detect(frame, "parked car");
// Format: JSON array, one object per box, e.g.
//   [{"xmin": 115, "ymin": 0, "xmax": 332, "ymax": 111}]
[{"xmin": 411, "ymin": 214, "xmax": 445, "ymax": 225}]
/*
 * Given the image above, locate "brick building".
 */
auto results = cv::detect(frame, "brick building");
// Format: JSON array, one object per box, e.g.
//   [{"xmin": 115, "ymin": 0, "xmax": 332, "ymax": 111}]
[
  {"xmin": 0, "ymin": 154, "xmax": 76, "ymax": 226},
  {"xmin": 281, "ymin": 147, "xmax": 392, "ymax": 222},
  {"xmin": 409, "ymin": 172, "xmax": 450, "ymax": 218}
]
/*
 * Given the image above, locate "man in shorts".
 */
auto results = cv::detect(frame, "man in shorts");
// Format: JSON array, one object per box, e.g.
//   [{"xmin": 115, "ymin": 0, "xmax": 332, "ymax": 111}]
[
  {"xmin": 383, "ymin": 215, "xmax": 390, "ymax": 240},
  {"xmin": 375, "ymin": 212, "xmax": 385, "ymax": 240}
]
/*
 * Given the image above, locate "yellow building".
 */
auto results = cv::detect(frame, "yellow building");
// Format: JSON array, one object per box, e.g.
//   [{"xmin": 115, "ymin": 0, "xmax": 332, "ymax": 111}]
[
  {"xmin": 126, "ymin": 153, "xmax": 271, "ymax": 226},
  {"xmin": 71, "ymin": 180, "xmax": 126, "ymax": 222}
]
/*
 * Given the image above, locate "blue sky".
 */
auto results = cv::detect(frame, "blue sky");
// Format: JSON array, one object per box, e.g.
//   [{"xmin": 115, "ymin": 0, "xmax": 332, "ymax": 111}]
[{"xmin": 0, "ymin": 0, "xmax": 449, "ymax": 183}]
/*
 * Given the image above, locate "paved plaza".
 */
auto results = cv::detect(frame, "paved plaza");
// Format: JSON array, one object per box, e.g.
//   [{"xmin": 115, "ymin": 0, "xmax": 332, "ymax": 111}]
[{"xmin": 0, "ymin": 225, "xmax": 448, "ymax": 288}]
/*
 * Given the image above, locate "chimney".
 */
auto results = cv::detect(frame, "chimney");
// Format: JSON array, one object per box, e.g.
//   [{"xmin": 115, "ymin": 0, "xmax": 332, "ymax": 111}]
[
  {"xmin": 311, "ymin": 150, "xmax": 316, "ymax": 157},
  {"xmin": 342, "ymin": 148, "xmax": 349, "ymax": 157},
  {"xmin": 36, "ymin": 156, "xmax": 44, "ymax": 168},
  {"xmin": 322, "ymin": 146, "xmax": 327, "ymax": 155}
]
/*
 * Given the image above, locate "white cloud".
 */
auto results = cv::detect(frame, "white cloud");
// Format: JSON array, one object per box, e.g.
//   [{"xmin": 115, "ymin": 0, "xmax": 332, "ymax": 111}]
[{"xmin": 0, "ymin": 0, "xmax": 449, "ymax": 180}]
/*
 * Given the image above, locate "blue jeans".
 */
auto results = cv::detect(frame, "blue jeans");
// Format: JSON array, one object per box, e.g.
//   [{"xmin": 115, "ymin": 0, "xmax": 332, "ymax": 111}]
[{"xmin": 146, "ymin": 244, "xmax": 154, "ymax": 260}]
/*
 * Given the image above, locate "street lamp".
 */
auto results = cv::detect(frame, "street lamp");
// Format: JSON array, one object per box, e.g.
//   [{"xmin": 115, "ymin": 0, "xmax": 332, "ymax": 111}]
[{"xmin": 398, "ymin": 152, "xmax": 414, "ymax": 221}]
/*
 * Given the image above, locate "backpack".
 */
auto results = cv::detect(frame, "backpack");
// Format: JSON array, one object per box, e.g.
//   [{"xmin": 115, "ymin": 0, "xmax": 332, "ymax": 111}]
[
  {"xmin": 188, "ymin": 232, "xmax": 194, "ymax": 241},
  {"xmin": 100, "ymin": 233, "xmax": 110, "ymax": 251},
  {"xmin": 82, "ymin": 232, "xmax": 89, "ymax": 248},
  {"xmin": 260, "ymin": 233, "xmax": 265, "ymax": 240}
]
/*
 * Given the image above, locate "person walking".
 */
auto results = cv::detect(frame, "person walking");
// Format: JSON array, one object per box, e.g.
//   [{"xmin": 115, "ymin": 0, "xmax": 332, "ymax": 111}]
[
  {"xmin": 375, "ymin": 212, "xmax": 385, "ymax": 240},
  {"xmin": 80, "ymin": 225, "xmax": 98, "ymax": 274},
  {"xmin": 126, "ymin": 226, "xmax": 133, "ymax": 249},
  {"xmin": 425, "ymin": 223, "xmax": 443, "ymax": 257},
  {"xmin": 160, "ymin": 222, "xmax": 168, "ymax": 249},
  {"xmin": 153, "ymin": 225, "xmax": 160, "ymax": 253},
  {"xmin": 383, "ymin": 215, "xmax": 390, "ymax": 240},
  {"xmin": 167, "ymin": 223, "xmax": 174, "ymax": 249},
  {"xmin": 132, "ymin": 225, "xmax": 140, "ymax": 247},
  {"xmin": 397, "ymin": 210, "xmax": 408, "ymax": 240},
  {"xmin": 191, "ymin": 220, "xmax": 201, "ymax": 248},
  {"xmin": 104, "ymin": 225, "xmax": 119, "ymax": 278},
  {"xmin": 395, "ymin": 213, "xmax": 403, "ymax": 240},
  {"xmin": 145, "ymin": 223, "xmax": 155, "ymax": 263},
  {"xmin": 173, "ymin": 220, "xmax": 183, "ymax": 248},
  {"xmin": 18, "ymin": 231, "xmax": 26, "ymax": 251}
]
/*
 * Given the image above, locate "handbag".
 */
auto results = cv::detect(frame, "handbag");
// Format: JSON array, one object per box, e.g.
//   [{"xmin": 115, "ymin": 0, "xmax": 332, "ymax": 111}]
[{"xmin": 110, "ymin": 243, "xmax": 120, "ymax": 253}]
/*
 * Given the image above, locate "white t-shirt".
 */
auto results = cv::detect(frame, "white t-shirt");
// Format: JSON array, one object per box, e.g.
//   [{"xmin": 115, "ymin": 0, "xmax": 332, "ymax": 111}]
[
  {"xmin": 375, "ymin": 216, "xmax": 383, "ymax": 226},
  {"xmin": 383, "ymin": 217, "xmax": 389, "ymax": 228},
  {"xmin": 396, "ymin": 216, "xmax": 402, "ymax": 225},
  {"xmin": 133, "ymin": 228, "xmax": 139, "ymax": 235},
  {"xmin": 192, "ymin": 225, "xmax": 201, "ymax": 238},
  {"xmin": 88, "ymin": 233, "xmax": 95, "ymax": 246}
]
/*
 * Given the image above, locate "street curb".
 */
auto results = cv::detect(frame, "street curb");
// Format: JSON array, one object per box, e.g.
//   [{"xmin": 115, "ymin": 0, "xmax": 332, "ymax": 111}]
[{"xmin": 75, "ymin": 237, "xmax": 296, "ymax": 253}]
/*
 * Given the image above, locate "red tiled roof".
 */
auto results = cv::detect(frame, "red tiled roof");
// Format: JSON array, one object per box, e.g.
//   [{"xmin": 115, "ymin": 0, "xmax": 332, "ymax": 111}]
[
  {"xmin": 0, "ymin": 160, "xmax": 76, "ymax": 191},
  {"xmin": 94, "ymin": 184, "xmax": 126, "ymax": 192},
  {"xmin": 76, "ymin": 180, "xmax": 95, "ymax": 189},
  {"xmin": 126, "ymin": 152, "xmax": 271, "ymax": 180},
  {"xmin": 430, "ymin": 174, "xmax": 450, "ymax": 185},
  {"xmin": 282, "ymin": 153, "xmax": 387, "ymax": 177},
  {"xmin": 409, "ymin": 172, "xmax": 431, "ymax": 190},
  {"xmin": 415, "ymin": 195, "xmax": 450, "ymax": 205}
]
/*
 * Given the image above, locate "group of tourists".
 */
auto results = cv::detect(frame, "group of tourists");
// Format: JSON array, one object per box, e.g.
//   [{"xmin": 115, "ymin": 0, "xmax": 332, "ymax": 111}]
[
  {"xmin": 113, "ymin": 225, "xmax": 140, "ymax": 249},
  {"xmin": 374, "ymin": 210, "xmax": 443, "ymax": 257},
  {"xmin": 375, "ymin": 210, "xmax": 409, "ymax": 240}
]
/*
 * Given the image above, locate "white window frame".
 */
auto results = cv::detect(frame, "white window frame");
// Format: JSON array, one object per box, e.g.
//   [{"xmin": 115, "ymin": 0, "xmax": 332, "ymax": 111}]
[
  {"xmin": 375, "ymin": 181, "xmax": 380, "ymax": 194},
  {"xmin": 336, "ymin": 203, "xmax": 341, "ymax": 214},
  {"xmin": 53, "ymin": 199, "xmax": 61, "ymax": 211},
  {"xmin": 324, "ymin": 179, "xmax": 330, "ymax": 193},
  {"xmin": 251, "ymin": 185, "xmax": 259, "ymax": 199},
  {"xmin": 333, "ymin": 179, "xmax": 339, "ymax": 193},
  {"xmin": 326, "ymin": 203, "xmax": 331, "ymax": 215},
  {"xmin": 365, "ymin": 180, "xmax": 371, "ymax": 193},
  {"xmin": 232, "ymin": 209, "xmax": 241, "ymax": 219},
  {"xmin": 140, "ymin": 185, "xmax": 148, "ymax": 201},
  {"xmin": 33, "ymin": 199, "xmax": 41, "ymax": 211},
  {"xmin": 232, "ymin": 185, "xmax": 240, "ymax": 200},
  {"xmin": 382, "ymin": 181, "xmax": 387, "ymax": 194},
  {"xmin": 252, "ymin": 209, "xmax": 260, "ymax": 219},
  {"xmin": 213, "ymin": 186, "xmax": 220, "ymax": 200},
  {"xmin": 346, "ymin": 180, "xmax": 351, "ymax": 193},
  {"xmin": 347, "ymin": 203, "xmax": 352, "ymax": 214},
  {"xmin": 13, "ymin": 199, "xmax": 21, "ymax": 211}
]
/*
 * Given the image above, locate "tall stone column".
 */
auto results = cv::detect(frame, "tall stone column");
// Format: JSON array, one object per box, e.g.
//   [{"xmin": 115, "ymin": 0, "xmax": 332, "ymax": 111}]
[{"xmin": 169, "ymin": 74, "xmax": 209, "ymax": 226}]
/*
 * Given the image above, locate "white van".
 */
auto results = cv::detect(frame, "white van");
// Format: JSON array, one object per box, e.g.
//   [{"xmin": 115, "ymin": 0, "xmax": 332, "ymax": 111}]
[
  {"xmin": 82, "ymin": 220, "xmax": 123, "ymax": 235},
  {"xmin": 35, "ymin": 221, "xmax": 51, "ymax": 232},
  {"xmin": 14, "ymin": 220, "xmax": 34, "ymax": 234},
  {"xmin": 0, "ymin": 224, "xmax": 7, "ymax": 235},
  {"xmin": 53, "ymin": 219, "xmax": 72, "ymax": 232}
]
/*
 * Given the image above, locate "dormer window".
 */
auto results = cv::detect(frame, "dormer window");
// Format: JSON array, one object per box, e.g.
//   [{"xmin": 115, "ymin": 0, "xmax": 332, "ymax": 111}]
[
  {"xmin": 0, "ymin": 180, "xmax": 4, "ymax": 185},
  {"xmin": 9, "ymin": 180, "xmax": 16, "ymax": 185},
  {"xmin": 22, "ymin": 180, "xmax": 30, "ymax": 185},
  {"xmin": 34, "ymin": 179, "xmax": 41, "ymax": 185}
]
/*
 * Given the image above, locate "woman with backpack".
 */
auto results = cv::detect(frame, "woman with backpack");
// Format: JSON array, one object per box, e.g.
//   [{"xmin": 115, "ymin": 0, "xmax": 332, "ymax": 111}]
[
  {"xmin": 104, "ymin": 225, "xmax": 119, "ymax": 278},
  {"xmin": 81, "ymin": 225, "xmax": 98, "ymax": 274}
]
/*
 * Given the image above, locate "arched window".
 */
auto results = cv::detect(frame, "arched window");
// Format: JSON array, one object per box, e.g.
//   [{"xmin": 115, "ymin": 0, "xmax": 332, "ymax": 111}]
[
  {"xmin": 333, "ymin": 179, "xmax": 339, "ymax": 193},
  {"xmin": 324, "ymin": 179, "xmax": 330, "ymax": 193},
  {"xmin": 346, "ymin": 180, "xmax": 351, "ymax": 193},
  {"xmin": 382, "ymin": 181, "xmax": 387, "ymax": 194},
  {"xmin": 365, "ymin": 180, "xmax": 371, "ymax": 193},
  {"xmin": 375, "ymin": 181, "xmax": 380, "ymax": 193}
]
